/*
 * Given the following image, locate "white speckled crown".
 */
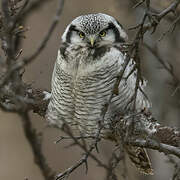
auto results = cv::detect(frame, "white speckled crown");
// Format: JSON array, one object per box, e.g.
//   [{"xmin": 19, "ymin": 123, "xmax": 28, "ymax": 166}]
[
  {"xmin": 62, "ymin": 13, "xmax": 128, "ymax": 42},
  {"xmin": 72, "ymin": 13, "xmax": 108, "ymax": 34}
]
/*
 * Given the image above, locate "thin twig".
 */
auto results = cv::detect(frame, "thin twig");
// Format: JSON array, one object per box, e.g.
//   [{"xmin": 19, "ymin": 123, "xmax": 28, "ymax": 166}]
[
  {"xmin": 55, "ymin": 123, "xmax": 109, "ymax": 180},
  {"xmin": 22, "ymin": 0, "xmax": 65, "ymax": 63},
  {"xmin": 144, "ymin": 42, "xmax": 180, "ymax": 88},
  {"xmin": 21, "ymin": 112, "xmax": 55, "ymax": 180},
  {"xmin": 0, "ymin": 0, "xmax": 65, "ymax": 88},
  {"xmin": 54, "ymin": 135, "xmax": 96, "ymax": 144},
  {"xmin": 158, "ymin": 15, "xmax": 180, "ymax": 41}
]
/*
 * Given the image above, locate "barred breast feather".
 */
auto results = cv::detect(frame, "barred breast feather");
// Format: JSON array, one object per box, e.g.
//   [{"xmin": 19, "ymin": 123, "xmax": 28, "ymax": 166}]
[{"xmin": 46, "ymin": 44, "xmax": 150, "ymax": 135}]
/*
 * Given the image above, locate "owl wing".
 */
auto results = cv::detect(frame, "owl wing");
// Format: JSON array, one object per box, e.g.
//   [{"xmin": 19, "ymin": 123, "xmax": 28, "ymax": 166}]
[
  {"xmin": 110, "ymin": 57, "xmax": 151, "ymax": 115},
  {"xmin": 109, "ymin": 56, "xmax": 153, "ymax": 175}
]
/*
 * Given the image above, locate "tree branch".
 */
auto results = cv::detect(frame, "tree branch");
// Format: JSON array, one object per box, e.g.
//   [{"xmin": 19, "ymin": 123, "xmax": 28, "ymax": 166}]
[
  {"xmin": 22, "ymin": 86, "xmax": 180, "ymax": 158},
  {"xmin": 21, "ymin": 112, "xmax": 56, "ymax": 180},
  {"xmin": 0, "ymin": 0, "xmax": 180, "ymax": 179},
  {"xmin": 0, "ymin": 1, "xmax": 65, "ymax": 180}
]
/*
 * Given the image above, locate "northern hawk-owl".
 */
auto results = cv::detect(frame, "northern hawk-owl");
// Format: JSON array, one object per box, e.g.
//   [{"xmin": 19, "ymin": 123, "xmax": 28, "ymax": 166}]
[{"xmin": 46, "ymin": 13, "xmax": 153, "ymax": 175}]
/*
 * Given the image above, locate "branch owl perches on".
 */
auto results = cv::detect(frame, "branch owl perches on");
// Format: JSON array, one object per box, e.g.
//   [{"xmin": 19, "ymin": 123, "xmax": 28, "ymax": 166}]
[{"xmin": 0, "ymin": 1, "xmax": 180, "ymax": 180}]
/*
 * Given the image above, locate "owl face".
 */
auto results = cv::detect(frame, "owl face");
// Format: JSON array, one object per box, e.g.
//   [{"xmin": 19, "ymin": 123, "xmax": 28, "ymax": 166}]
[{"xmin": 62, "ymin": 13, "xmax": 128, "ymax": 48}]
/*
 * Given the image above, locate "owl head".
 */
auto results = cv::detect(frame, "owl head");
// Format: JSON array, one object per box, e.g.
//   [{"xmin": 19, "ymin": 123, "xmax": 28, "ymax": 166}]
[{"xmin": 61, "ymin": 13, "xmax": 128, "ymax": 47}]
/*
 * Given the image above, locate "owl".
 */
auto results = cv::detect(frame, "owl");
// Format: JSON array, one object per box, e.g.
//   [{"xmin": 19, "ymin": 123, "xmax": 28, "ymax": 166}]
[{"xmin": 46, "ymin": 13, "xmax": 153, "ymax": 175}]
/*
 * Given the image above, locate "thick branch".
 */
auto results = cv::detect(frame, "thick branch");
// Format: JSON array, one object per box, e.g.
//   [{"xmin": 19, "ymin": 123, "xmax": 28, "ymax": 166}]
[
  {"xmin": 127, "ymin": 139, "xmax": 180, "ymax": 158},
  {"xmin": 114, "ymin": 112, "xmax": 180, "ymax": 157},
  {"xmin": 23, "ymin": 86, "xmax": 180, "ymax": 158}
]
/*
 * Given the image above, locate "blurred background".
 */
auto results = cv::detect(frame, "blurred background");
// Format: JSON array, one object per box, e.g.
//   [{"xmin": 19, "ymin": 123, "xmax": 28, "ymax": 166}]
[{"xmin": 0, "ymin": 0, "xmax": 180, "ymax": 179}]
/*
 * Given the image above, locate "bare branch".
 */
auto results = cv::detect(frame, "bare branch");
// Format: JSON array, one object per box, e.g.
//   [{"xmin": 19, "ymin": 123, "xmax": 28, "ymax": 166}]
[
  {"xmin": 0, "ymin": 1, "xmax": 65, "ymax": 180},
  {"xmin": 127, "ymin": 139, "xmax": 180, "ymax": 158},
  {"xmin": 0, "ymin": 0, "xmax": 65, "ymax": 88},
  {"xmin": 145, "ymin": 43, "xmax": 178, "ymax": 76},
  {"xmin": 158, "ymin": 15, "xmax": 180, "ymax": 41},
  {"xmin": 21, "ymin": 0, "xmax": 65, "ymax": 64},
  {"xmin": 54, "ymin": 135, "xmax": 96, "ymax": 144},
  {"xmin": 19, "ymin": 85, "xmax": 180, "ymax": 158},
  {"xmin": 144, "ymin": 42, "xmax": 180, "ymax": 96},
  {"xmin": 0, "ymin": 0, "xmax": 180, "ymax": 179},
  {"xmin": 55, "ymin": 123, "xmax": 110, "ymax": 180},
  {"xmin": 21, "ymin": 112, "xmax": 56, "ymax": 180}
]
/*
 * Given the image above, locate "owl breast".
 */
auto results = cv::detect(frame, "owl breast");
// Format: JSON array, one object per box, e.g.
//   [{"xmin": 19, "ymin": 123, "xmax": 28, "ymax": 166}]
[
  {"xmin": 47, "ymin": 45, "xmax": 150, "ymax": 136},
  {"xmin": 47, "ymin": 45, "xmax": 124, "ymax": 135}
]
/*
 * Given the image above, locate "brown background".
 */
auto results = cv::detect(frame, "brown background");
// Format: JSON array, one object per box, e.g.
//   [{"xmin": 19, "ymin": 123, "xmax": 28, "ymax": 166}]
[{"xmin": 0, "ymin": 0, "xmax": 179, "ymax": 180}]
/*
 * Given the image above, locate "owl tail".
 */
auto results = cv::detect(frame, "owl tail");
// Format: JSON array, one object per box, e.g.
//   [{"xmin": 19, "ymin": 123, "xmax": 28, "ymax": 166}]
[{"xmin": 125, "ymin": 145, "xmax": 154, "ymax": 175}]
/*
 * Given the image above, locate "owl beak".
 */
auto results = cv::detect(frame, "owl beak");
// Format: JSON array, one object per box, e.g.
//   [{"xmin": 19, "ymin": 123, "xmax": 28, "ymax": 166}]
[
  {"xmin": 90, "ymin": 38, "xmax": 94, "ymax": 47},
  {"xmin": 89, "ymin": 36, "xmax": 95, "ymax": 47}
]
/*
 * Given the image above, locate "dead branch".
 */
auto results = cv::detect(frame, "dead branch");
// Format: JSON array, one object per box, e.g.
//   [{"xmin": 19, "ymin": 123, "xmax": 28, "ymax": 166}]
[
  {"xmin": 21, "ymin": 112, "xmax": 56, "ymax": 180},
  {"xmin": 0, "ymin": 0, "xmax": 180, "ymax": 180},
  {"xmin": 144, "ymin": 43, "xmax": 180, "ymax": 96},
  {"xmin": 0, "ymin": 0, "xmax": 64, "ymax": 180},
  {"xmin": 55, "ymin": 123, "xmax": 111, "ymax": 180},
  {"xmin": 23, "ymin": 86, "xmax": 180, "ymax": 157}
]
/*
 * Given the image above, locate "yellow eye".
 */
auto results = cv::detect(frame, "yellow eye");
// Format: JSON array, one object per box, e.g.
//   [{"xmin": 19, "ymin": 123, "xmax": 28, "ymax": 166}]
[
  {"xmin": 99, "ymin": 31, "xmax": 106, "ymax": 37},
  {"xmin": 79, "ymin": 32, "xmax": 85, "ymax": 38}
]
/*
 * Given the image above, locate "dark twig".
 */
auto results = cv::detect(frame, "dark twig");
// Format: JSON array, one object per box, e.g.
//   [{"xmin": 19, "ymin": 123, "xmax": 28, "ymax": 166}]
[
  {"xmin": 21, "ymin": 112, "xmax": 55, "ymax": 180},
  {"xmin": 106, "ymin": 147, "xmax": 125, "ymax": 180},
  {"xmin": 130, "ymin": 0, "xmax": 180, "ymax": 34},
  {"xmin": 158, "ymin": 15, "xmax": 180, "ymax": 41},
  {"xmin": 131, "ymin": 0, "xmax": 180, "ymax": 24},
  {"xmin": 55, "ymin": 123, "xmax": 109, "ymax": 180},
  {"xmin": 144, "ymin": 43, "xmax": 176, "ymax": 78},
  {"xmin": 21, "ymin": 0, "xmax": 51, "ymax": 18},
  {"xmin": 144, "ymin": 42, "xmax": 180, "ymax": 96},
  {"xmin": 0, "ymin": 0, "xmax": 65, "ymax": 88},
  {"xmin": 0, "ymin": 1, "xmax": 65, "ymax": 180},
  {"xmin": 126, "ymin": 139, "xmax": 180, "ymax": 158},
  {"xmin": 158, "ymin": 0, "xmax": 180, "ymax": 19},
  {"xmin": 21, "ymin": 0, "xmax": 65, "ymax": 63},
  {"xmin": 0, "ymin": 0, "xmax": 180, "ymax": 179},
  {"xmin": 133, "ymin": 0, "xmax": 145, "ymax": 9},
  {"xmin": 54, "ymin": 135, "xmax": 96, "ymax": 144}
]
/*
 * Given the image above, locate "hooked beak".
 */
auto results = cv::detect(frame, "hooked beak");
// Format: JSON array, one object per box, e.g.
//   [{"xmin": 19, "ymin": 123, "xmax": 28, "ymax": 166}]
[{"xmin": 89, "ymin": 35, "xmax": 96, "ymax": 47}]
